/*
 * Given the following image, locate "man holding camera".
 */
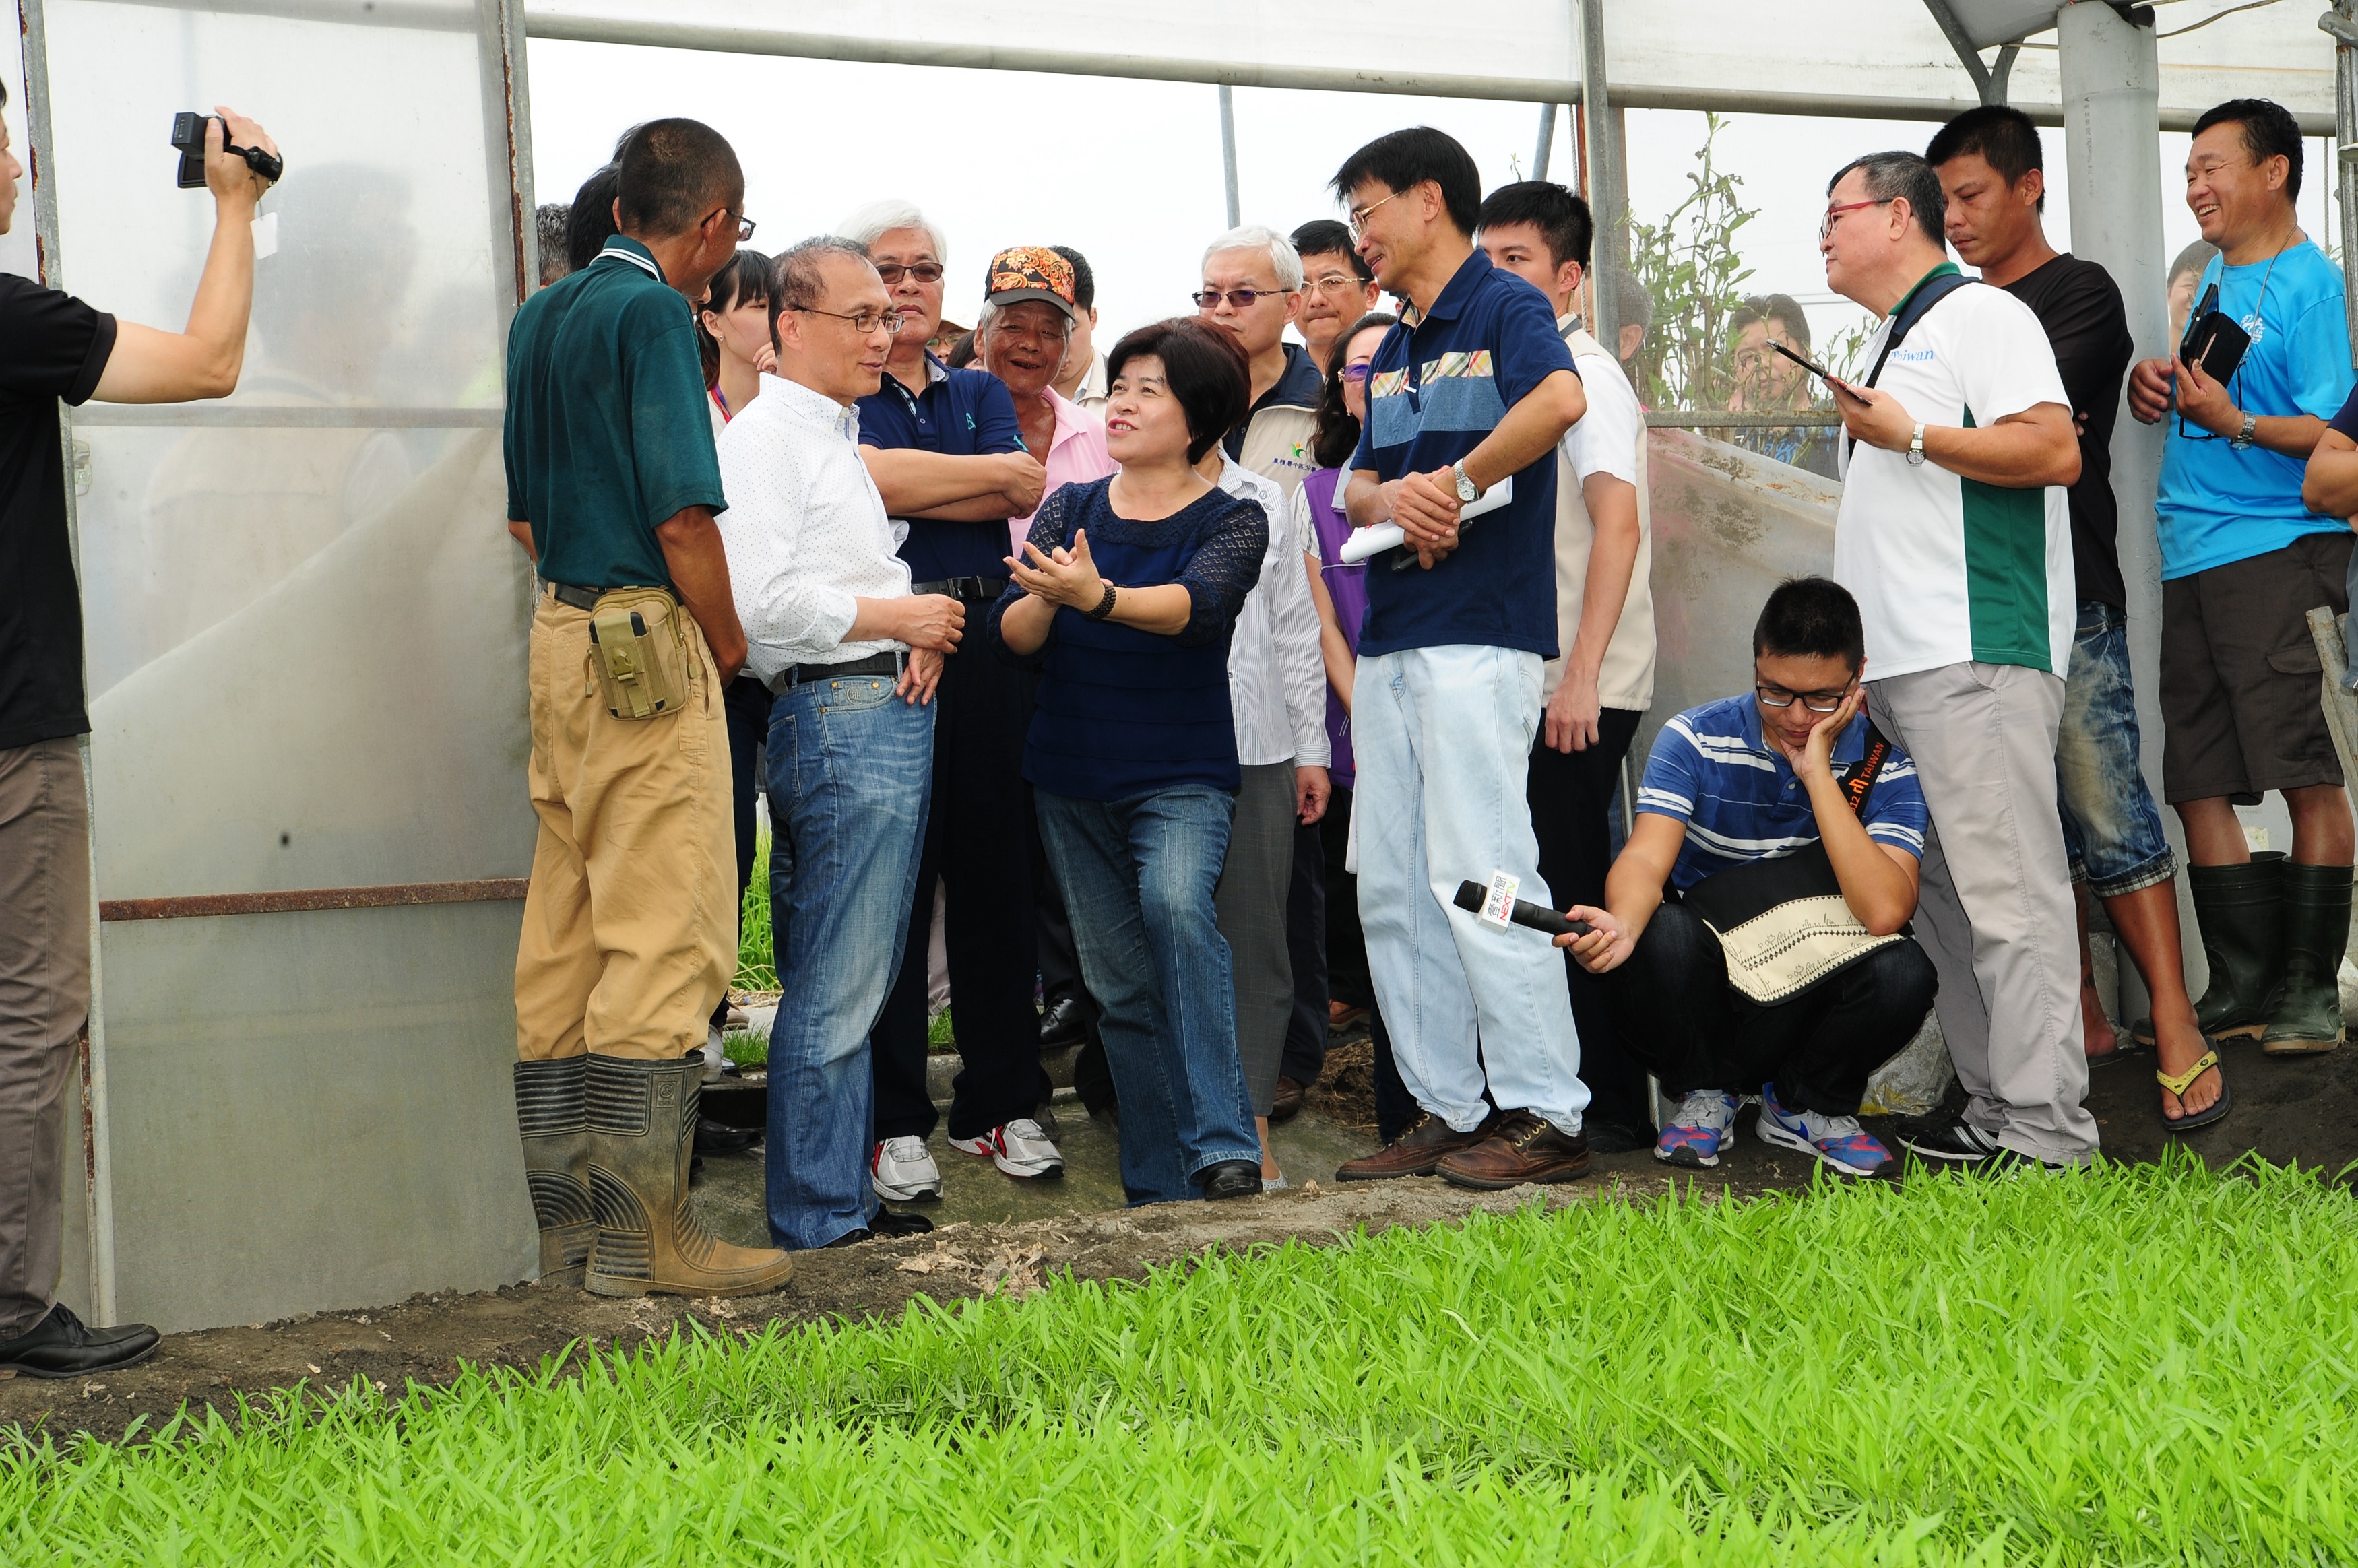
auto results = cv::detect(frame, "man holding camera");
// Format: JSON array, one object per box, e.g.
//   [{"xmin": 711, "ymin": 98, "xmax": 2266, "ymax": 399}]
[
  {"xmin": 503, "ymin": 119, "xmax": 794, "ymax": 1299},
  {"xmin": 0, "ymin": 97, "xmax": 279, "ymax": 1374},
  {"xmin": 2128, "ymin": 98, "xmax": 2356, "ymax": 1059}
]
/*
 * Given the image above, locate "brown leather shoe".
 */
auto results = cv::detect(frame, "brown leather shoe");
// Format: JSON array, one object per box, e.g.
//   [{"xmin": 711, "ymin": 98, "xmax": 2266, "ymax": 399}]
[
  {"xmin": 1334, "ymin": 1110, "xmax": 1498, "ymax": 1181},
  {"xmin": 1328, "ymin": 1000, "xmax": 1369, "ymax": 1030},
  {"xmin": 1436, "ymin": 1110, "xmax": 1592, "ymax": 1190},
  {"xmin": 1270, "ymin": 1075, "xmax": 1308, "ymax": 1123}
]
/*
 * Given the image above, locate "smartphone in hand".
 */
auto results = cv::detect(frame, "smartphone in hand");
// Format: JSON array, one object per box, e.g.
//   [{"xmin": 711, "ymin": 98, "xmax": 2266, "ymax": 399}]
[{"xmin": 1770, "ymin": 339, "xmax": 1862, "ymax": 400}]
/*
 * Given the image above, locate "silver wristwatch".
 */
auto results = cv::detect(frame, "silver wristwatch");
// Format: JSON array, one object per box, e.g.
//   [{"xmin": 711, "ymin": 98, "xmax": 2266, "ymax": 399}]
[
  {"xmin": 2230, "ymin": 410, "xmax": 2257, "ymax": 451},
  {"xmin": 1905, "ymin": 422, "xmax": 1927, "ymax": 467},
  {"xmin": 1452, "ymin": 461, "xmax": 1483, "ymax": 503}
]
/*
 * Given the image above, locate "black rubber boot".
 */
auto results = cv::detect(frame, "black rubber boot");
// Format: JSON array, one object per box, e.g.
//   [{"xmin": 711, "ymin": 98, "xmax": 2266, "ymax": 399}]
[
  {"xmin": 515, "ymin": 1057, "xmax": 594, "ymax": 1286},
  {"xmin": 2262, "ymin": 863, "xmax": 2352, "ymax": 1055},
  {"xmin": 2188, "ymin": 853, "xmax": 2286, "ymax": 1041}
]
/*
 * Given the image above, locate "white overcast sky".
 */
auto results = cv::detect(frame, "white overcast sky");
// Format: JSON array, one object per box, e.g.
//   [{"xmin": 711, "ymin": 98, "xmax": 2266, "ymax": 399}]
[{"xmin": 523, "ymin": 38, "xmax": 2337, "ymax": 374}]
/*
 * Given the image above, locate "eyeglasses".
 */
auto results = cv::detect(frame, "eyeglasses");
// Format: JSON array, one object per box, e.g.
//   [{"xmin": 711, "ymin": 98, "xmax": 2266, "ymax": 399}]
[
  {"xmin": 791, "ymin": 305, "xmax": 905, "ymax": 335},
  {"xmin": 1308, "ymin": 271, "xmax": 1367, "ymax": 293},
  {"xmin": 1819, "ymin": 197, "xmax": 1893, "ymax": 242},
  {"xmin": 718, "ymin": 208, "xmax": 757, "ymax": 242},
  {"xmin": 874, "ymin": 262, "xmax": 945, "ymax": 286},
  {"xmin": 1347, "ymin": 190, "xmax": 1401, "ymax": 237},
  {"xmin": 1192, "ymin": 288, "xmax": 1286, "ymax": 309},
  {"xmin": 1755, "ymin": 680, "xmax": 1855, "ymax": 713},
  {"xmin": 1341, "ymin": 363, "xmax": 1372, "ymax": 383}
]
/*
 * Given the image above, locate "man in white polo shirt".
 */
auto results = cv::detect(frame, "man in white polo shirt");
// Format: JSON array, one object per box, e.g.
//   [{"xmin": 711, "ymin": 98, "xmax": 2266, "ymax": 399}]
[{"xmin": 1818, "ymin": 150, "xmax": 2091, "ymax": 1170}]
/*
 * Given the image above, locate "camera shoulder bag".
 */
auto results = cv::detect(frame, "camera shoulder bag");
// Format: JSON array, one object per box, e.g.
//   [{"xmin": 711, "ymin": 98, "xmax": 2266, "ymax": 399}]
[
  {"xmin": 1676, "ymin": 725, "xmax": 1907, "ymax": 1004},
  {"xmin": 1844, "ymin": 271, "xmax": 1977, "ymax": 461}
]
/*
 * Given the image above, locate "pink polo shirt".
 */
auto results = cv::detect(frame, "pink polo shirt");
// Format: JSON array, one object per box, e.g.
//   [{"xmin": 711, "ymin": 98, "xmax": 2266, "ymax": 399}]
[{"xmin": 1008, "ymin": 388, "xmax": 1114, "ymax": 556}]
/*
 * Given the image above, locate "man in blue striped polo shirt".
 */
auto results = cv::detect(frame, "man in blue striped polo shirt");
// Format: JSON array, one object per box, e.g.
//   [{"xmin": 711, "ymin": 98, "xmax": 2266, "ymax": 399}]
[
  {"xmin": 1325, "ymin": 127, "xmax": 1592, "ymax": 1191},
  {"xmin": 1560, "ymin": 579, "xmax": 1937, "ymax": 1179}
]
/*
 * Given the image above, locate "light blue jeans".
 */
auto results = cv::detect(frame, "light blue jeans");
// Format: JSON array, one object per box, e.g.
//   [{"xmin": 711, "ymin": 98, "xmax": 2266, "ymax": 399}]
[
  {"xmin": 1351, "ymin": 644, "xmax": 1588, "ymax": 1134},
  {"xmin": 763, "ymin": 668, "xmax": 934, "ymax": 1249},
  {"xmin": 2056, "ymin": 601, "xmax": 2177, "ymax": 899},
  {"xmin": 1034, "ymin": 785, "xmax": 1259, "ymax": 1205}
]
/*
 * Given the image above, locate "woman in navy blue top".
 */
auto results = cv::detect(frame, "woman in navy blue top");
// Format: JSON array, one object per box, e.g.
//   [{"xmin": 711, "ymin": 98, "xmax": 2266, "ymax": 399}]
[{"xmin": 990, "ymin": 319, "xmax": 1268, "ymax": 1205}]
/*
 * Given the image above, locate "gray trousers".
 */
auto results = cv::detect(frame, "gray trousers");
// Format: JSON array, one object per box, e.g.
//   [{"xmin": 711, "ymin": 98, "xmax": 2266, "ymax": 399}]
[
  {"xmin": 1869, "ymin": 663, "xmax": 2097, "ymax": 1163},
  {"xmin": 1215, "ymin": 762, "xmax": 1296, "ymax": 1115},
  {"xmin": 0, "ymin": 739, "xmax": 88, "ymax": 1337}
]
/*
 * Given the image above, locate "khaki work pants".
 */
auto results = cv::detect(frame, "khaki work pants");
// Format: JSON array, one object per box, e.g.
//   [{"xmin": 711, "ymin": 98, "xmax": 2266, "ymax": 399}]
[
  {"xmin": 0, "ymin": 739, "xmax": 88, "ymax": 1338},
  {"xmin": 515, "ymin": 593, "xmax": 736, "ymax": 1061}
]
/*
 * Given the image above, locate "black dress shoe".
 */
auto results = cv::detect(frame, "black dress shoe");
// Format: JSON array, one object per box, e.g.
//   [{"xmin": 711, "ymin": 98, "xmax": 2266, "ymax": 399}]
[
  {"xmin": 870, "ymin": 1207, "xmax": 935, "ymax": 1238},
  {"xmin": 694, "ymin": 1115, "xmax": 761, "ymax": 1156},
  {"xmin": 1198, "ymin": 1159, "xmax": 1263, "ymax": 1200},
  {"xmin": 0, "ymin": 1303, "xmax": 160, "ymax": 1379},
  {"xmin": 822, "ymin": 1228, "xmax": 874, "ymax": 1248},
  {"xmin": 1038, "ymin": 993, "xmax": 1088, "ymax": 1047}
]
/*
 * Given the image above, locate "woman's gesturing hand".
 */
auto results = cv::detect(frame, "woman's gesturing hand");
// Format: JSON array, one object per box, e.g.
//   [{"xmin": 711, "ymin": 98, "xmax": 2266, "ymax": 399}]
[{"xmin": 1007, "ymin": 528, "xmax": 1108, "ymax": 611}]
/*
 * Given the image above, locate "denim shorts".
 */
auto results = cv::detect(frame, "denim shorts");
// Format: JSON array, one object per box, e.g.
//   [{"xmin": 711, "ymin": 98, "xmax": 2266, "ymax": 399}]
[{"xmin": 2056, "ymin": 601, "xmax": 2177, "ymax": 898}]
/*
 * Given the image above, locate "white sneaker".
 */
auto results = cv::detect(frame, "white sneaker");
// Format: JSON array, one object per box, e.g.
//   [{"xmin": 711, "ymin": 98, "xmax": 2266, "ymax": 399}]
[
  {"xmin": 949, "ymin": 1119, "xmax": 1065, "ymax": 1180},
  {"xmin": 870, "ymin": 1136, "xmax": 943, "ymax": 1202}
]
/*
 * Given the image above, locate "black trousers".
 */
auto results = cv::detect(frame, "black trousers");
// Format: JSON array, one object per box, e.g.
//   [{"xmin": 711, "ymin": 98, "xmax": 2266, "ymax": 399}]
[
  {"xmin": 869, "ymin": 645, "xmax": 1048, "ymax": 1141},
  {"xmin": 1609, "ymin": 903, "xmax": 1938, "ymax": 1115},
  {"xmin": 1527, "ymin": 709, "xmax": 1648, "ymax": 1132},
  {"xmin": 711, "ymin": 674, "xmax": 776, "ymax": 1033},
  {"xmin": 1279, "ymin": 820, "xmax": 1329, "ymax": 1086},
  {"xmin": 1037, "ymin": 824, "xmax": 1114, "ymax": 1117},
  {"xmin": 1321, "ymin": 785, "xmax": 1371, "ymax": 1008}
]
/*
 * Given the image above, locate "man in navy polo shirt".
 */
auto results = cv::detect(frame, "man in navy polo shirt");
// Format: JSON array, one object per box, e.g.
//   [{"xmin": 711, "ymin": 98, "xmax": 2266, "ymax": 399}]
[
  {"xmin": 1324, "ymin": 127, "xmax": 1593, "ymax": 1191},
  {"xmin": 835, "ymin": 202, "xmax": 1060, "ymax": 1205}
]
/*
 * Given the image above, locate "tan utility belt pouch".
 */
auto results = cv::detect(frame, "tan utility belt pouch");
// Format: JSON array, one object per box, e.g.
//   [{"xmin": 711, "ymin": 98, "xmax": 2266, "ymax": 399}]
[{"xmin": 587, "ymin": 587, "xmax": 691, "ymax": 720}]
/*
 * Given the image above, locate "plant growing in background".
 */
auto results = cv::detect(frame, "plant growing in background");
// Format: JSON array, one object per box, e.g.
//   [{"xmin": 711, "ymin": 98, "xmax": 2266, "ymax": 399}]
[{"xmin": 1625, "ymin": 114, "xmax": 1756, "ymax": 411}]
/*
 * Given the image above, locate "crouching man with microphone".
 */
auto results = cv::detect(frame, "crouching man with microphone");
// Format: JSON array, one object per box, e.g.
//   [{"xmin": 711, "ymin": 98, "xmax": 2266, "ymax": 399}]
[{"xmin": 1560, "ymin": 578, "xmax": 1937, "ymax": 1179}]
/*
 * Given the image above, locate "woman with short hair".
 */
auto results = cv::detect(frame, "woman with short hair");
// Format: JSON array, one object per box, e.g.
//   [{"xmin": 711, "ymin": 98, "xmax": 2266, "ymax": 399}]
[{"xmin": 988, "ymin": 319, "xmax": 1269, "ymax": 1204}]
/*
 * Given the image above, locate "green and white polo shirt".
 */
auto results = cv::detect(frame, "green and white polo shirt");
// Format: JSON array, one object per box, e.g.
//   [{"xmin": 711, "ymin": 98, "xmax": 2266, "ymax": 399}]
[{"xmin": 1832, "ymin": 266, "xmax": 2074, "ymax": 681}]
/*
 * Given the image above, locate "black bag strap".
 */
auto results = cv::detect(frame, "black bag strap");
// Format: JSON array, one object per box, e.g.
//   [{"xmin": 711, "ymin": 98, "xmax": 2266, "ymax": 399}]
[
  {"xmin": 1837, "ymin": 723, "xmax": 1894, "ymax": 817},
  {"xmin": 1847, "ymin": 271, "xmax": 1977, "ymax": 458}
]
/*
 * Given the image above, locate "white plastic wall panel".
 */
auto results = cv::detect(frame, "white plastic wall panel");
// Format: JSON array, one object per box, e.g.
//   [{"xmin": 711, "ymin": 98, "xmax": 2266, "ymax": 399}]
[{"xmin": 40, "ymin": 0, "xmax": 539, "ymax": 1330}]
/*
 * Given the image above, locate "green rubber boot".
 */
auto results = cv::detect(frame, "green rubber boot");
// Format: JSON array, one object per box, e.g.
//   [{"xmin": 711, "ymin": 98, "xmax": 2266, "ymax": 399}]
[
  {"xmin": 2261, "ymin": 863, "xmax": 2352, "ymax": 1055},
  {"xmin": 2188, "ymin": 853, "xmax": 2285, "ymax": 1042}
]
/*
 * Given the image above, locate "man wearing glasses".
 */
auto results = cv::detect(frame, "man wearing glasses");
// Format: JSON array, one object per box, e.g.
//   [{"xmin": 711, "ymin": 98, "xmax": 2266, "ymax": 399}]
[
  {"xmin": 1291, "ymin": 219, "xmax": 1382, "ymax": 376},
  {"xmin": 504, "ymin": 119, "xmax": 798, "ymax": 1299},
  {"xmin": 1558, "ymin": 578, "xmax": 1935, "ymax": 1179},
  {"xmin": 833, "ymin": 205, "xmax": 1062, "ymax": 1210},
  {"xmin": 1817, "ymin": 148, "xmax": 2089, "ymax": 1172},
  {"xmin": 1324, "ymin": 127, "xmax": 1591, "ymax": 1191},
  {"xmin": 2129, "ymin": 99, "xmax": 2357, "ymax": 1059},
  {"xmin": 713, "ymin": 237, "xmax": 967, "ymax": 1251},
  {"xmin": 1197, "ymin": 224, "xmax": 1324, "ymax": 498}
]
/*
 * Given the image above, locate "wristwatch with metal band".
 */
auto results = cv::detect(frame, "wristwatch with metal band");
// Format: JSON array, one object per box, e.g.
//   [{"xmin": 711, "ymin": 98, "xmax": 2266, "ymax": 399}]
[
  {"xmin": 1452, "ymin": 461, "xmax": 1483, "ymax": 503},
  {"xmin": 1905, "ymin": 422, "xmax": 1927, "ymax": 466},
  {"xmin": 2231, "ymin": 410, "xmax": 2258, "ymax": 451}
]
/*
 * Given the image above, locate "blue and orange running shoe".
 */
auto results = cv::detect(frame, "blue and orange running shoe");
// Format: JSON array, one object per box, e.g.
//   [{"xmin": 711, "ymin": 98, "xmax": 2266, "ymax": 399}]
[
  {"xmin": 1654, "ymin": 1090, "xmax": 1739, "ymax": 1169},
  {"xmin": 1754, "ymin": 1082, "xmax": 1893, "ymax": 1178}
]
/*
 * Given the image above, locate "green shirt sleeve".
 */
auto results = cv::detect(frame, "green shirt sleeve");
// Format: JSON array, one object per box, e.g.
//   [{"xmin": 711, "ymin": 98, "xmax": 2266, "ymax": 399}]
[{"xmin": 623, "ymin": 292, "xmax": 727, "ymax": 530}]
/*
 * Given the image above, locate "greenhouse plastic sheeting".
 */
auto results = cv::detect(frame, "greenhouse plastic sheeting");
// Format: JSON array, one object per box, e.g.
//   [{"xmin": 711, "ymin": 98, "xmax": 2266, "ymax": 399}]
[
  {"xmin": 523, "ymin": 0, "xmax": 2334, "ymax": 122},
  {"xmin": 39, "ymin": 0, "xmax": 540, "ymax": 1331}
]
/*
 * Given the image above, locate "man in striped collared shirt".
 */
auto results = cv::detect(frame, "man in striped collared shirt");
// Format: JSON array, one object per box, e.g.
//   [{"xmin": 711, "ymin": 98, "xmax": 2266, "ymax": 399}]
[{"xmin": 1558, "ymin": 579, "xmax": 1936, "ymax": 1180}]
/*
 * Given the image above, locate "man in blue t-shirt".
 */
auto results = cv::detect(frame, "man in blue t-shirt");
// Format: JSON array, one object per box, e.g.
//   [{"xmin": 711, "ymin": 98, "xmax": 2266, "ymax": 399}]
[
  {"xmin": 2128, "ymin": 98, "xmax": 2357, "ymax": 1057},
  {"xmin": 1560, "ymin": 579, "xmax": 1936, "ymax": 1179},
  {"xmin": 1320, "ymin": 127, "xmax": 1592, "ymax": 1191},
  {"xmin": 837, "ymin": 205, "xmax": 1062, "ymax": 1207}
]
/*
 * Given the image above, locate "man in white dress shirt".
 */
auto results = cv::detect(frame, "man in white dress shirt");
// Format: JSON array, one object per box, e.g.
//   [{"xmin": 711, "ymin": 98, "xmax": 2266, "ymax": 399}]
[{"xmin": 714, "ymin": 237, "xmax": 967, "ymax": 1249}]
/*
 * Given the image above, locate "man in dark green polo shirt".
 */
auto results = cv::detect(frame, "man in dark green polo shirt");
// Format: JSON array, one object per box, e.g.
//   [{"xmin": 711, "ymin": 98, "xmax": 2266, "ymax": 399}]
[{"xmin": 501, "ymin": 118, "xmax": 789, "ymax": 1300}]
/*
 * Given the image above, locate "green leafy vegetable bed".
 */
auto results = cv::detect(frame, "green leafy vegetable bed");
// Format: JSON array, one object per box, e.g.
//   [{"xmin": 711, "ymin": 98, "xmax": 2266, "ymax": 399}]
[{"xmin": 10, "ymin": 1158, "xmax": 2355, "ymax": 1565}]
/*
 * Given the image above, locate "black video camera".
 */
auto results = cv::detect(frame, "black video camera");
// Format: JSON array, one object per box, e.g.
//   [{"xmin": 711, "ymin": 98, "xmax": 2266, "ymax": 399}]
[{"xmin": 169, "ymin": 112, "xmax": 283, "ymax": 189}]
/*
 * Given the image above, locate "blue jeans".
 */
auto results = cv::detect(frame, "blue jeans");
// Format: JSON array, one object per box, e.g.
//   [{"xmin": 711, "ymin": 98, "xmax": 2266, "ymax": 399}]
[
  {"xmin": 763, "ymin": 668, "xmax": 934, "ymax": 1249},
  {"xmin": 1034, "ymin": 786, "xmax": 1259, "ymax": 1205},
  {"xmin": 2056, "ymin": 602, "xmax": 2177, "ymax": 899},
  {"xmin": 1352, "ymin": 645, "xmax": 1588, "ymax": 1134}
]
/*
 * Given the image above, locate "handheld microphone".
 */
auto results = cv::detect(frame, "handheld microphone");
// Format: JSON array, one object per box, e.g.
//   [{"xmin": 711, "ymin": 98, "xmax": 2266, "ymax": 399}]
[{"xmin": 1453, "ymin": 880, "xmax": 1592, "ymax": 939}]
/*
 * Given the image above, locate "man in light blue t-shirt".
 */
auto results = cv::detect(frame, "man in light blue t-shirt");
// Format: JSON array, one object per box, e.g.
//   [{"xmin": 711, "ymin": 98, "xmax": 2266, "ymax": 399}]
[{"xmin": 2128, "ymin": 97, "xmax": 2357, "ymax": 1058}]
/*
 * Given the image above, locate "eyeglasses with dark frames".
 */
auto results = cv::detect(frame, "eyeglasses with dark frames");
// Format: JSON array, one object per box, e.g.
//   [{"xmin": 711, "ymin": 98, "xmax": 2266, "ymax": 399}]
[
  {"xmin": 718, "ymin": 208, "xmax": 756, "ymax": 242},
  {"xmin": 874, "ymin": 262, "xmax": 945, "ymax": 286},
  {"xmin": 1192, "ymin": 288, "xmax": 1287, "ymax": 310},
  {"xmin": 1755, "ymin": 680, "xmax": 1856, "ymax": 714}
]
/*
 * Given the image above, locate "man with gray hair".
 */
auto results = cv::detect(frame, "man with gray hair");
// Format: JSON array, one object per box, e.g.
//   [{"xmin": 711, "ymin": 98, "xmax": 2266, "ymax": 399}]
[
  {"xmin": 1816, "ymin": 148, "xmax": 2091, "ymax": 1171},
  {"xmin": 829, "ymin": 202, "xmax": 1064, "ymax": 1206},
  {"xmin": 1197, "ymin": 224, "xmax": 1322, "ymax": 496}
]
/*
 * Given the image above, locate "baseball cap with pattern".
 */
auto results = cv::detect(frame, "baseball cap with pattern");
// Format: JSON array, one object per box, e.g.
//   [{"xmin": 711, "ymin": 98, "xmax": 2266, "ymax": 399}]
[{"xmin": 984, "ymin": 246, "xmax": 1077, "ymax": 321}]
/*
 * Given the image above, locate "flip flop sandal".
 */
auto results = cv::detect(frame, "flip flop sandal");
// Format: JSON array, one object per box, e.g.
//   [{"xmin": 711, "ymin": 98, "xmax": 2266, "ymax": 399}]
[
  {"xmin": 2157, "ymin": 1050, "xmax": 2231, "ymax": 1134},
  {"xmin": 2086, "ymin": 1043, "xmax": 2142, "ymax": 1068}
]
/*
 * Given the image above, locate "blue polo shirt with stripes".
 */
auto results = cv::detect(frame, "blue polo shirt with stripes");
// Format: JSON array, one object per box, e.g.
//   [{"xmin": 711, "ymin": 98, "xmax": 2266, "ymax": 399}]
[
  {"xmin": 1349, "ymin": 249, "xmax": 1574, "ymax": 659},
  {"xmin": 1636, "ymin": 694, "xmax": 1930, "ymax": 893}
]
